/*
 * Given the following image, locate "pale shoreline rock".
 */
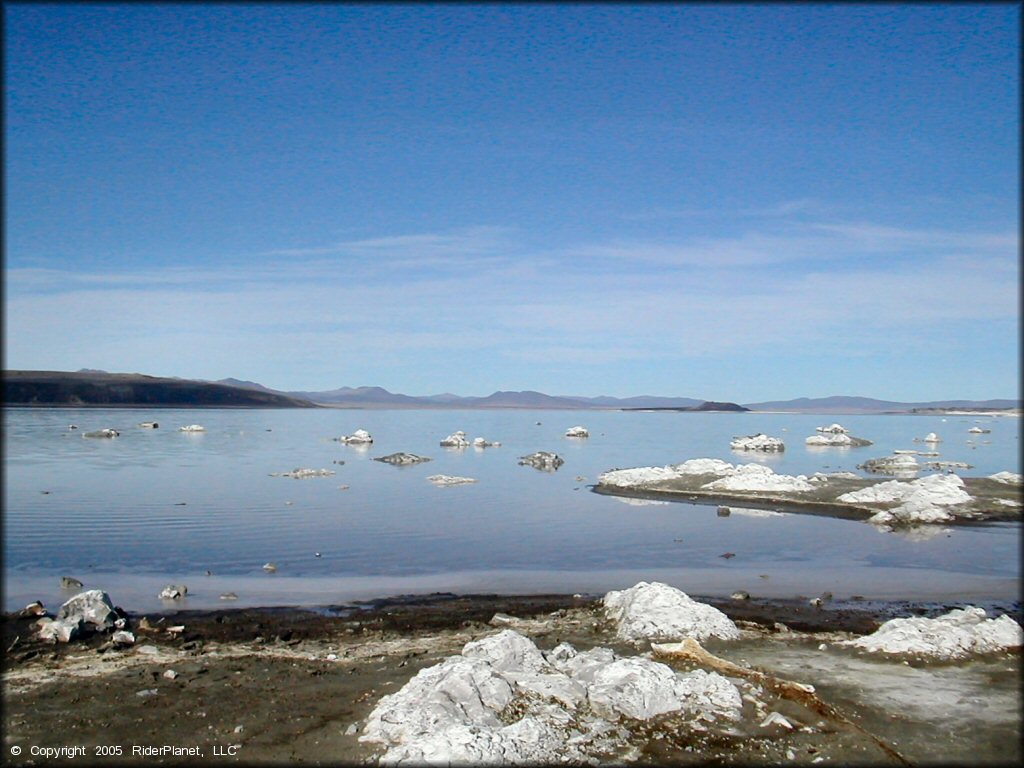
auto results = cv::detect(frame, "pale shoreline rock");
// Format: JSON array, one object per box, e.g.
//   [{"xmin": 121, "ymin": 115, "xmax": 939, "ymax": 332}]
[
  {"xmin": 360, "ymin": 627, "xmax": 743, "ymax": 764},
  {"xmin": 602, "ymin": 581, "xmax": 741, "ymax": 643},
  {"xmin": 838, "ymin": 607, "xmax": 1023, "ymax": 660}
]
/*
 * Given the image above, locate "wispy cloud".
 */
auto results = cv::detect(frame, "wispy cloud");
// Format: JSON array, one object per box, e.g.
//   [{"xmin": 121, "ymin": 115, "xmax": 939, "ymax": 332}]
[{"xmin": 4, "ymin": 218, "xmax": 1017, "ymax": 390}]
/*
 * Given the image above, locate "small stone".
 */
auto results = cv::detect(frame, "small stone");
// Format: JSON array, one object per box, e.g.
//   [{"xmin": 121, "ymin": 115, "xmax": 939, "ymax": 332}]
[{"xmin": 163, "ymin": 669, "xmax": 178, "ymax": 679}]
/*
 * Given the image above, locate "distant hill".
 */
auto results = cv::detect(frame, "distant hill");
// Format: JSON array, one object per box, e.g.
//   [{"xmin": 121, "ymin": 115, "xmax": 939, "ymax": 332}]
[
  {"xmin": 4, "ymin": 371, "xmax": 318, "ymax": 408},
  {"xmin": 743, "ymin": 395, "xmax": 1021, "ymax": 413}
]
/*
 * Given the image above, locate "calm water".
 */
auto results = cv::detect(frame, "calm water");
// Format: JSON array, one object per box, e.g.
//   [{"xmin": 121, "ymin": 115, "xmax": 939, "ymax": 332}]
[{"xmin": 3, "ymin": 407, "xmax": 1021, "ymax": 612}]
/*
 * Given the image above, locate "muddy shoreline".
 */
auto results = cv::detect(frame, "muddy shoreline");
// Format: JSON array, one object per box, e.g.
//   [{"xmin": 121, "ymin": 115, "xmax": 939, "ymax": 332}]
[{"xmin": 3, "ymin": 592, "xmax": 1021, "ymax": 765}]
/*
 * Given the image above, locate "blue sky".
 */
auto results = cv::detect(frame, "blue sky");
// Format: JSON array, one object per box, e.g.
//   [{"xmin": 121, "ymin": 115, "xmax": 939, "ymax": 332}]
[{"xmin": 4, "ymin": 3, "xmax": 1020, "ymax": 401}]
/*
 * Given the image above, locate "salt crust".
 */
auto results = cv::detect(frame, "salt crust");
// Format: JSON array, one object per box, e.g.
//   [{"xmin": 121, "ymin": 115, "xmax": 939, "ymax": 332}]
[
  {"xmin": 701, "ymin": 464, "xmax": 814, "ymax": 493},
  {"xmin": 988, "ymin": 471, "xmax": 1023, "ymax": 485},
  {"xmin": 837, "ymin": 473, "xmax": 972, "ymax": 524},
  {"xmin": 602, "ymin": 582, "xmax": 741, "ymax": 643},
  {"xmin": 839, "ymin": 607, "xmax": 1023, "ymax": 660},
  {"xmin": 597, "ymin": 458, "xmax": 810, "ymax": 491},
  {"xmin": 360, "ymin": 628, "xmax": 742, "ymax": 764}
]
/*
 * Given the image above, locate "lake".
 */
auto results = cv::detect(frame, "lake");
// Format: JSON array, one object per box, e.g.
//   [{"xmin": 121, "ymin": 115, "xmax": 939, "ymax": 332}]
[{"xmin": 3, "ymin": 407, "xmax": 1020, "ymax": 612}]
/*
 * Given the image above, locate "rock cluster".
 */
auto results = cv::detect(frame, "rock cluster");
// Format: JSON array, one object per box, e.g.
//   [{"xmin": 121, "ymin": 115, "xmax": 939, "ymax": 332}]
[
  {"xmin": 34, "ymin": 590, "xmax": 126, "ymax": 644},
  {"xmin": 360, "ymin": 629, "xmax": 742, "ymax": 764},
  {"xmin": 440, "ymin": 431, "xmax": 470, "ymax": 447},
  {"xmin": 837, "ymin": 473, "xmax": 973, "ymax": 525}
]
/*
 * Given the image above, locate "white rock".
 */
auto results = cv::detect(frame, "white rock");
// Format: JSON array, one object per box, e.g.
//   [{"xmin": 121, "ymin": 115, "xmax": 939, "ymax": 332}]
[
  {"xmin": 968, "ymin": 426, "xmax": 991, "ymax": 434},
  {"xmin": 179, "ymin": 424, "xmax": 206, "ymax": 432},
  {"xmin": 336, "ymin": 429, "xmax": 373, "ymax": 444},
  {"xmin": 37, "ymin": 617, "xmax": 80, "ymax": 643},
  {"xmin": 440, "ymin": 431, "xmax": 470, "ymax": 447},
  {"xmin": 729, "ymin": 433, "xmax": 785, "ymax": 452},
  {"xmin": 158, "ymin": 585, "xmax": 188, "ymax": 600},
  {"xmin": 602, "ymin": 582, "xmax": 740, "ymax": 643},
  {"xmin": 923, "ymin": 432, "xmax": 942, "ymax": 442},
  {"xmin": 360, "ymin": 629, "xmax": 742, "ymax": 765},
  {"xmin": 565, "ymin": 426, "xmax": 590, "ymax": 438},
  {"xmin": 759, "ymin": 711, "xmax": 794, "ymax": 729},
  {"xmin": 426, "ymin": 474, "xmax": 477, "ymax": 486},
  {"xmin": 839, "ymin": 607, "xmax": 1023, "ymax": 659},
  {"xmin": 674, "ymin": 458, "xmax": 735, "ymax": 475},
  {"xmin": 473, "ymin": 437, "xmax": 501, "ymax": 447},
  {"xmin": 805, "ymin": 432, "xmax": 872, "ymax": 447},
  {"xmin": 989, "ymin": 471, "xmax": 1023, "ymax": 485},
  {"xmin": 702, "ymin": 464, "xmax": 813, "ymax": 493},
  {"xmin": 597, "ymin": 458, "xmax": 734, "ymax": 488},
  {"xmin": 816, "ymin": 424, "xmax": 849, "ymax": 434},
  {"xmin": 112, "ymin": 631, "xmax": 136, "ymax": 646},
  {"xmin": 56, "ymin": 589, "xmax": 119, "ymax": 631},
  {"xmin": 837, "ymin": 473, "xmax": 972, "ymax": 525}
]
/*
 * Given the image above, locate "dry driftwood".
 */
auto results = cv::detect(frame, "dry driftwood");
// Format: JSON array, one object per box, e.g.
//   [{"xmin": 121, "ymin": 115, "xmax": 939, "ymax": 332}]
[{"xmin": 652, "ymin": 637, "xmax": 912, "ymax": 766}]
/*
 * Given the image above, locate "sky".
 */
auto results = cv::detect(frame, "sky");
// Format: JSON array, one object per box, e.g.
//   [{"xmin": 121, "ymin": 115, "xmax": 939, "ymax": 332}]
[{"xmin": 3, "ymin": 3, "xmax": 1020, "ymax": 402}]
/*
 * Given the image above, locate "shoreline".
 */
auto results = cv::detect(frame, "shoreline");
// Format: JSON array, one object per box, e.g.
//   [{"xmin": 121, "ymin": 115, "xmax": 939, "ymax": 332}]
[{"xmin": 4, "ymin": 591, "xmax": 1021, "ymax": 765}]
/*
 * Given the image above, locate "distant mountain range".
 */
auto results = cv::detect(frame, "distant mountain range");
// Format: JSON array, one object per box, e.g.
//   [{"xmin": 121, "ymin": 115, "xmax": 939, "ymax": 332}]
[
  {"xmin": 2, "ymin": 371, "xmax": 1018, "ymax": 413},
  {"xmin": 223, "ymin": 379, "xmax": 1018, "ymax": 413}
]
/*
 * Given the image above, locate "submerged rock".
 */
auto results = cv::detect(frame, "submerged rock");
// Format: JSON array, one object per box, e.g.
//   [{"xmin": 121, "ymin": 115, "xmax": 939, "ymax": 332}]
[
  {"xmin": 83, "ymin": 428, "xmax": 119, "ymax": 438},
  {"xmin": 374, "ymin": 452, "xmax": 432, "ymax": 466},
  {"xmin": 729, "ymin": 433, "xmax": 785, "ymax": 452},
  {"xmin": 473, "ymin": 437, "xmax": 501, "ymax": 448},
  {"xmin": 838, "ymin": 607, "xmax": 1023, "ymax": 660},
  {"xmin": 805, "ymin": 432, "xmax": 873, "ymax": 447},
  {"xmin": 360, "ymin": 629, "xmax": 742, "ymax": 764},
  {"xmin": 426, "ymin": 474, "xmax": 477, "ymax": 486},
  {"xmin": 602, "ymin": 582, "xmax": 741, "ymax": 643},
  {"xmin": 179, "ymin": 424, "xmax": 206, "ymax": 432},
  {"xmin": 270, "ymin": 467, "xmax": 336, "ymax": 479},
  {"xmin": 565, "ymin": 426, "xmax": 590, "ymax": 438},
  {"xmin": 857, "ymin": 453, "xmax": 921, "ymax": 477},
  {"xmin": 439, "ymin": 431, "xmax": 470, "ymax": 447},
  {"xmin": 518, "ymin": 451, "xmax": 565, "ymax": 471},
  {"xmin": 138, "ymin": 421, "xmax": 159, "ymax": 429}
]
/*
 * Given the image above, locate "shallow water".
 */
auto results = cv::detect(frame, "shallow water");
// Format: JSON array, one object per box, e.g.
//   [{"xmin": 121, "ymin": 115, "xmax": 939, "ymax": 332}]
[{"xmin": 3, "ymin": 407, "xmax": 1020, "ymax": 612}]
